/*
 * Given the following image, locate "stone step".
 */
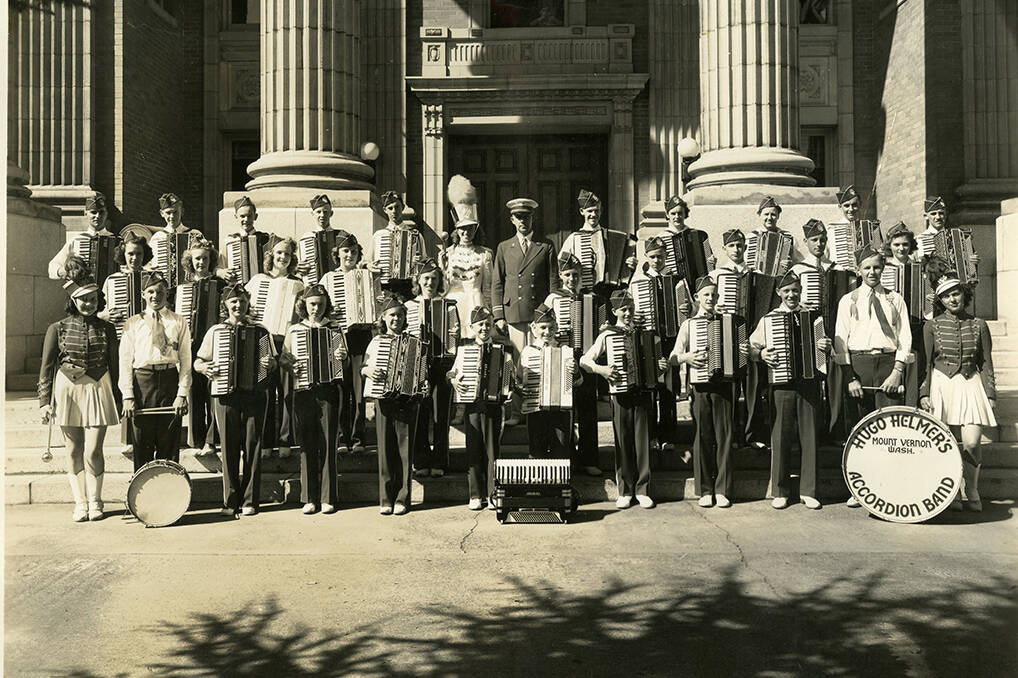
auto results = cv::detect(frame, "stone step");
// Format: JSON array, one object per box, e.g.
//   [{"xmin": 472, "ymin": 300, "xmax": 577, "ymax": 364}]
[
  {"xmin": 6, "ymin": 374, "xmax": 38, "ymax": 392},
  {"xmin": 993, "ymin": 350, "xmax": 1018, "ymax": 368},
  {"xmin": 9, "ymin": 468, "xmax": 1018, "ymax": 507},
  {"xmin": 999, "ymin": 422, "xmax": 1018, "ymax": 442},
  {"xmin": 25, "ymin": 356, "xmax": 42, "ymax": 374}
]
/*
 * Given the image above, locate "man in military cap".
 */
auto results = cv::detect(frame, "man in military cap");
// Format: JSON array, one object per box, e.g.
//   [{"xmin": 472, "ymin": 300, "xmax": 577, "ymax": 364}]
[
  {"xmin": 493, "ymin": 197, "xmax": 559, "ymax": 424},
  {"xmin": 149, "ymin": 192, "xmax": 202, "ymax": 250},
  {"xmin": 655, "ymin": 194, "xmax": 717, "ymax": 293},
  {"xmin": 917, "ymin": 196, "xmax": 980, "ymax": 270},
  {"xmin": 365, "ymin": 190, "xmax": 428, "ymax": 299},
  {"xmin": 746, "ymin": 196, "xmax": 802, "ymax": 273},
  {"xmin": 836, "ymin": 186, "xmax": 861, "ymax": 223},
  {"xmin": 222, "ymin": 196, "xmax": 271, "ymax": 284},
  {"xmin": 48, "ymin": 192, "xmax": 117, "ymax": 282},
  {"xmin": 559, "ymin": 189, "xmax": 638, "ymax": 294}
]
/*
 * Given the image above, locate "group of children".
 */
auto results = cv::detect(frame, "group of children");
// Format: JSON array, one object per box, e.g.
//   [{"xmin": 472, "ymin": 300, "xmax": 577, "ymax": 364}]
[{"xmin": 42, "ymin": 186, "xmax": 996, "ymax": 522}]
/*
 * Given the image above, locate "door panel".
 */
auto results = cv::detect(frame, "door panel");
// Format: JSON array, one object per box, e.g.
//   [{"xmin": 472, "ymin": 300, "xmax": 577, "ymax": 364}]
[{"xmin": 449, "ymin": 133, "xmax": 609, "ymax": 246}]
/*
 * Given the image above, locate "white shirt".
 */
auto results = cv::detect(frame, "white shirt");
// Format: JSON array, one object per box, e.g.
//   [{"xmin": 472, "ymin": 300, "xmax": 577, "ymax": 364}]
[
  {"xmin": 118, "ymin": 307, "xmax": 193, "ymax": 399},
  {"xmin": 47, "ymin": 227, "xmax": 115, "ymax": 279},
  {"xmin": 833, "ymin": 284, "xmax": 912, "ymax": 364}
]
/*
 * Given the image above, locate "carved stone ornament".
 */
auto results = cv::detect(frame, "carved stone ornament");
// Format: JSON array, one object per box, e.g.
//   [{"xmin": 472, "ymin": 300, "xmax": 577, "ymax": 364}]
[
  {"xmin": 798, "ymin": 63, "xmax": 825, "ymax": 105},
  {"xmin": 424, "ymin": 103, "xmax": 445, "ymax": 137},
  {"xmin": 427, "ymin": 44, "xmax": 441, "ymax": 62},
  {"xmin": 232, "ymin": 65, "xmax": 261, "ymax": 109}
]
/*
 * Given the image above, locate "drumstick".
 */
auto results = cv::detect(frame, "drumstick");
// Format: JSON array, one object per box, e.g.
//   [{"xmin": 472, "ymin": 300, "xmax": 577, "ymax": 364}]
[
  {"xmin": 860, "ymin": 385, "xmax": 905, "ymax": 393},
  {"xmin": 41, "ymin": 370, "xmax": 56, "ymax": 463}
]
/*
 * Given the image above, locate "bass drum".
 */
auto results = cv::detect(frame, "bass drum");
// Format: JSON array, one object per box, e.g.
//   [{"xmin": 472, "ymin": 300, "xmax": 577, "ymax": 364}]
[
  {"xmin": 127, "ymin": 459, "xmax": 193, "ymax": 527},
  {"xmin": 118, "ymin": 223, "xmax": 161, "ymax": 243},
  {"xmin": 842, "ymin": 406, "xmax": 961, "ymax": 523}
]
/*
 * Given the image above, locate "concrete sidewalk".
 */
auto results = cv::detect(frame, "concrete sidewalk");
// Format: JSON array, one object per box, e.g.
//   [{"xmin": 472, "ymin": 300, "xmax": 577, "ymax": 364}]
[{"xmin": 6, "ymin": 500, "xmax": 1018, "ymax": 677}]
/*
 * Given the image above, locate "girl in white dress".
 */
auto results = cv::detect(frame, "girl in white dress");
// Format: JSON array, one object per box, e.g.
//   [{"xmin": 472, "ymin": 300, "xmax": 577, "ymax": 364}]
[{"xmin": 442, "ymin": 220, "xmax": 493, "ymax": 339}]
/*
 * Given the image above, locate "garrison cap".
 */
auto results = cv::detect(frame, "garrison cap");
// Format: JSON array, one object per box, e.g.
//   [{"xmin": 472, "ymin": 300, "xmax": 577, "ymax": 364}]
[
  {"xmin": 84, "ymin": 192, "xmax": 106, "ymax": 211},
  {"xmin": 158, "ymin": 193, "xmax": 181, "ymax": 209},
  {"xmin": 309, "ymin": 194, "xmax": 332, "ymax": 210},
  {"xmin": 695, "ymin": 275, "xmax": 717, "ymax": 293},
  {"xmin": 886, "ymin": 221, "xmax": 914, "ymax": 241},
  {"xmin": 854, "ymin": 244, "xmax": 884, "ymax": 266},
  {"xmin": 302, "ymin": 284, "xmax": 328, "ymax": 299},
  {"xmin": 802, "ymin": 218, "xmax": 827, "ymax": 239},
  {"xmin": 776, "ymin": 271, "xmax": 800, "ymax": 290},
  {"xmin": 415, "ymin": 257, "xmax": 440, "ymax": 276},
  {"xmin": 757, "ymin": 196, "xmax": 781, "ymax": 214},
  {"xmin": 506, "ymin": 198, "xmax": 538, "ymax": 214},
  {"xmin": 333, "ymin": 229, "xmax": 359, "ymax": 250},
  {"xmin": 558, "ymin": 252, "xmax": 582, "ymax": 272},
  {"xmin": 141, "ymin": 271, "xmax": 169, "ymax": 290},
  {"xmin": 470, "ymin": 306, "xmax": 494, "ymax": 324},
  {"xmin": 222, "ymin": 284, "xmax": 250, "ymax": 301},
  {"xmin": 723, "ymin": 228, "xmax": 746, "ymax": 245},
  {"xmin": 836, "ymin": 186, "xmax": 860, "ymax": 205},
  {"xmin": 924, "ymin": 196, "xmax": 946, "ymax": 212},
  {"xmin": 664, "ymin": 195, "xmax": 688, "ymax": 215},
  {"xmin": 609, "ymin": 290, "xmax": 635, "ymax": 310},
  {"xmin": 532, "ymin": 303, "xmax": 555, "ymax": 324},
  {"xmin": 233, "ymin": 196, "xmax": 255, "ymax": 211},
  {"xmin": 644, "ymin": 236, "xmax": 666, "ymax": 254},
  {"xmin": 577, "ymin": 189, "xmax": 601, "ymax": 209},
  {"xmin": 381, "ymin": 190, "xmax": 403, "ymax": 207},
  {"xmin": 379, "ymin": 292, "xmax": 407, "ymax": 314}
]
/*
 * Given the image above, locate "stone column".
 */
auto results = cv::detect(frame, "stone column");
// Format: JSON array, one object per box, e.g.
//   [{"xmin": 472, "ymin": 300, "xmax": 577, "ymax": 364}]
[
  {"xmin": 686, "ymin": 0, "xmax": 815, "ymax": 190},
  {"xmin": 421, "ymin": 103, "xmax": 448, "ymax": 236},
  {"xmin": 609, "ymin": 95, "xmax": 637, "ymax": 233},
  {"xmin": 8, "ymin": 1, "xmax": 95, "ymax": 218},
  {"xmin": 246, "ymin": 0, "xmax": 374, "ymax": 191}
]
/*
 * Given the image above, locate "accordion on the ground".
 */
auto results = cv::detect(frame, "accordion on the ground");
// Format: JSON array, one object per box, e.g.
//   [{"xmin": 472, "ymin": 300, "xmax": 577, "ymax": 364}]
[
  {"xmin": 520, "ymin": 346, "xmax": 573, "ymax": 414},
  {"xmin": 452, "ymin": 343, "xmax": 514, "ymax": 404},
  {"xmin": 376, "ymin": 228, "xmax": 422, "ymax": 283},
  {"xmin": 829, "ymin": 220, "xmax": 883, "ymax": 270},
  {"xmin": 761, "ymin": 309, "xmax": 828, "ymax": 384},
  {"xmin": 631, "ymin": 275, "xmax": 683, "ymax": 338},
  {"xmin": 152, "ymin": 232, "xmax": 194, "ymax": 288},
  {"xmin": 746, "ymin": 230, "xmax": 794, "ymax": 276},
  {"xmin": 248, "ymin": 276, "xmax": 303, "ymax": 336},
  {"xmin": 208, "ymin": 323, "xmax": 273, "ymax": 396},
  {"xmin": 577, "ymin": 229, "xmax": 633, "ymax": 290},
  {"xmin": 298, "ymin": 229, "xmax": 340, "ymax": 285},
  {"xmin": 363, "ymin": 333, "xmax": 429, "ymax": 400},
  {"xmin": 605, "ymin": 328, "xmax": 661, "ymax": 394},
  {"xmin": 551, "ymin": 294, "xmax": 608, "ymax": 354},
  {"xmin": 174, "ymin": 278, "xmax": 223, "ymax": 346},
  {"xmin": 715, "ymin": 270, "xmax": 778, "ymax": 329},
  {"xmin": 881, "ymin": 261, "xmax": 932, "ymax": 322},
  {"xmin": 326, "ymin": 268, "xmax": 379, "ymax": 329},
  {"xmin": 406, "ymin": 297, "xmax": 458, "ymax": 359},
  {"xmin": 225, "ymin": 235, "xmax": 265, "ymax": 285},
  {"xmin": 70, "ymin": 233, "xmax": 119, "ymax": 286},
  {"xmin": 924, "ymin": 228, "xmax": 977, "ymax": 285},
  {"xmin": 660, "ymin": 229, "xmax": 714, "ymax": 292},
  {"xmin": 687, "ymin": 314, "xmax": 749, "ymax": 384},
  {"xmin": 106, "ymin": 271, "xmax": 145, "ymax": 338},
  {"xmin": 291, "ymin": 325, "xmax": 347, "ymax": 391},
  {"xmin": 493, "ymin": 459, "xmax": 574, "ymax": 525}
]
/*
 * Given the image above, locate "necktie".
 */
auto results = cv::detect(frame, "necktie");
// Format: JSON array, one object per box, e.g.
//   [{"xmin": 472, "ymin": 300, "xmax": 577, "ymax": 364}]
[
  {"xmin": 149, "ymin": 310, "xmax": 169, "ymax": 353},
  {"xmin": 521, "ymin": 238, "xmax": 529, "ymax": 255},
  {"xmin": 868, "ymin": 290, "xmax": 895, "ymax": 341}
]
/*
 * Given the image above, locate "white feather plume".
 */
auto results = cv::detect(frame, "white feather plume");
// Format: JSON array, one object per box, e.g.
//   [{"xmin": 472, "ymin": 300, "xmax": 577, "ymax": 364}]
[{"xmin": 447, "ymin": 174, "xmax": 477, "ymax": 207}]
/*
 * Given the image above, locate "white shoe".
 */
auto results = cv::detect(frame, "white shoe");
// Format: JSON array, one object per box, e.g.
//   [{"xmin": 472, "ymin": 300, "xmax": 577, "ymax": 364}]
[
  {"xmin": 636, "ymin": 494, "xmax": 655, "ymax": 509},
  {"xmin": 698, "ymin": 495, "xmax": 713, "ymax": 508},
  {"xmin": 615, "ymin": 496, "xmax": 632, "ymax": 509},
  {"xmin": 468, "ymin": 498, "xmax": 483, "ymax": 511},
  {"xmin": 88, "ymin": 502, "xmax": 105, "ymax": 521},
  {"xmin": 393, "ymin": 503, "xmax": 408, "ymax": 515},
  {"xmin": 487, "ymin": 499, "xmax": 497, "ymax": 511},
  {"xmin": 198, "ymin": 444, "xmax": 216, "ymax": 457},
  {"xmin": 430, "ymin": 468, "xmax": 445, "ymax": 478},
  {"xmin": 771, "ymin": 497, "xmax": 788, "ymax": 510},
  {"xmin": 220, "ymin": 507, "xmax": 236, "ymax": 517},
  {"xmin": 321, "ymin": 503, "xmax": 336, "ymax": 514},
  {"xmin": 379, "ymin": 505, "xmax": 393, "ymax": 515},
  {"xmin": 72, "ymin": 503, "xmax": 88, "ymax": 522},
  {"xmin": 715, "ymin": 494, "xmax": 731, "ymax": 508},
  {"xmin": 302, "ymin": 503, "xmax": 317, "ymax": 515},
  {"xmin": 846, "ymin": 496, "xmax": 861, "ymax": 508},
  {"xmin": 241, "ymin": 506, "xmax": 257, "ymax": 516},
  {"xmin": 801, "ymin": 496, "xmax": 822, "ymax": 510}
]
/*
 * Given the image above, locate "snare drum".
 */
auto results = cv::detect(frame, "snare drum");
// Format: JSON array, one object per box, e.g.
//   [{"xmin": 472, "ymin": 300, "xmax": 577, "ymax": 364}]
[
  {"xmin": 126, "ymin": 459, "xmax": 192, "ymax": 527},
  {"xmin": 842, "ymin": 406, "xmax": 961, "ymax": 523}
]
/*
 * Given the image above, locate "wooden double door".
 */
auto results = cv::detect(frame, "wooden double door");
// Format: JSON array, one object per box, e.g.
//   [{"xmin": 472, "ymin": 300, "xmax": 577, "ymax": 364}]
[{"xmin": 449, "ymin": 133, "xmax": 609, "ymax": 248}]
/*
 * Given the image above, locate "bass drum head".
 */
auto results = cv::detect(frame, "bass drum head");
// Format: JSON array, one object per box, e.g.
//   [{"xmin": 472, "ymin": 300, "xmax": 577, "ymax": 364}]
[
  {"xmin": 842, "ymin": 406, "xmax": 962, "ymax": 523},
  {"xmin": 127, "ymin": 460, "xmax": 192, "ymax": 527}
]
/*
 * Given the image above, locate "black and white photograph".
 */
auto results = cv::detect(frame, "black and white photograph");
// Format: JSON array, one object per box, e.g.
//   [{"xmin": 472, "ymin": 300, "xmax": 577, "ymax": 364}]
[{"xmin": 3, "ymin": 0, "xmax": 1017, "ymax": 675}]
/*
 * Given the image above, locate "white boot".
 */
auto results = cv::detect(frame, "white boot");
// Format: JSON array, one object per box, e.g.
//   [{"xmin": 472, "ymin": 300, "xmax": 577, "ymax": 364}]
[
  {"xmin": 963, "ymin": 462, "xmax": 982, "ymax": 512},
  {"xmin": 86, "ymin": 472, "xmax": 105, "ymax": 521},
  {"xmin": 68, "ymin": 471, "xmax": 87, "ymax": 522}
]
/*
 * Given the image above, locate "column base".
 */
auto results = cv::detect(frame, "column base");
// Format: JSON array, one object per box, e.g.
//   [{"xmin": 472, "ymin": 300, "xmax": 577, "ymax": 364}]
[
  {"xmin": 686, "ymin": 147, "xmax": 816, "ymax": 190},
  {"xmin": 954, "ymin": 178, "xmax": 1018, "ymax": 226},
  {"xmin": 246, "ymin": 151, "xmax": 375, "ymax": 192}
]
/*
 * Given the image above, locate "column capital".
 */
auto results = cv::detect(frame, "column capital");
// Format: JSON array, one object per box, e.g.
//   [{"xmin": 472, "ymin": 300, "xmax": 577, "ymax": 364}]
[{"xmin": 424, "ymin": 103, "xmax": 446, "ymax": 138}]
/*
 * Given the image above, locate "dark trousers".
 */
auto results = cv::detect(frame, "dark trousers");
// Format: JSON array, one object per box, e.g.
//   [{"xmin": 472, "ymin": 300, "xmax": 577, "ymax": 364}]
[
  {"xmin": 769, "ymin": 380, "xmax": 821, "ymax": 499},
  {"xmin": 266, "ymin": 335, "xmax": 297, "ymax": 449},
  {"xmin": 464, "ymin": 402, "xmax": 502, "ymax": 501},
  {"xmin": 213, "ymin": 389, "xmax": 268, "ymax": 510},
  {"xmin": 340, "ymin": 328, "xmax": 372, "ymax": 448},
  {"xmin": 846, "ymin": 352, "xmax": 903, "ymax": 426},
  {"xmin": 744, "ymin": 363, "xmax": 770, "ymax": 445},
  {"xmin": 189, "ymin": 370, "xmax": 217, "ymax": 448},
  {"xmin": 611, "ymin": 390, "xmax": 653, "ymax": 497},
  {"xmin": 131, "ymin": 367, "xmax": 182, "ymax": 471},
  {"xmin": 413, "ymin": 360, "xmax": 453, "ymax": 471},
  {"xmin": 655, "ymin": 335, "xmax": 678, "ymax": 444},
  {"xmin": 376, "ymin": 398, "xmax": 419, "ymax": 507},
  {"xmin": 527, "ymin": 410, "xmax": 572, "ymax": 459},
  {"xmin": 294, "ymin": 385, "xmax": 339, "ymax": 506},
  {"xmin": 692, "ymin": 382, "xmax": 735, "ymax": 497},
  {"xmin": 573, "ymin": 363, "xmax": 600, "ymax": 468}
]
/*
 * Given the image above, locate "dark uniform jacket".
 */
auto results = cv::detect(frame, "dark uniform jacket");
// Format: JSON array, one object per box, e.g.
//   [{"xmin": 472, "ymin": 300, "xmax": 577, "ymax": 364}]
[{"xmin": 492, "ymin": 235, "xmax": 559, "ymax": 324}]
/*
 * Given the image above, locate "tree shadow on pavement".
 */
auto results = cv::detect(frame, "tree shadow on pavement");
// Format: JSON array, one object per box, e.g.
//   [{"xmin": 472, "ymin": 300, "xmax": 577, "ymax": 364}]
[{"xmin": 57, "ymin": 568, "xmax": 1017, "ymax": 677}]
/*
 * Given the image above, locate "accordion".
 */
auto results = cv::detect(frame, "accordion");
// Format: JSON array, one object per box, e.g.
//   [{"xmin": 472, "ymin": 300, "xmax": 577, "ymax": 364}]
[
  {"xmin": 605, "ymin": 328, "xmax": 661, "ymax": 394},
  {"xmin": 225, "ymin": 235, "xmax": 265, "ymax": 285},
  {"xmin": 174, "ymin": 278, "xmax": 223, "ymax": 346},
  {"xmin": 209, "ymin": 323, "xmax": 273, "ymax": 396},
  {"xmin": 248, "ymin": 276, "xmax": 303, "ymax": 336},
  {"xmin": 577, "ymin": 229, "xmax": 633, "ymax": 290},
  {"xmin": 930, "ymin": 228, "xmax": 977, "ymax": 285},
  {"xmin": 106, "ymin": 271, "xmax": 145, "ymax": 338},
  {"xmin": 746, "ymin": 230, "xmax": 794, "ymax": 276},
  {"xmin": 406, "ymin": 297, "xmax": 458, "ymax": 359},
  {"xmin": 70, "ymin": 233, "xmax": 119, "ymax": 286},
  {"xmin": 881, "ymin": 261, "xmax": 932, "ymax": 321},
  {"xmin": 661, "ymin": 229, "xmax": 714, "ymax": 291},
  {"xmin": 800, "ymin": 268, "xmax": 858, "ymax": 333},
  {"xmin": 493, "ymin": 459, "xmax": 574, "ymax": 524},
  {"xmin": 376, "ymin": 228, "xmax": 422, "ymax": 283},
  {"xmin": 520, "ymin": 346, "xmax": 573, "ymax": 414},
  {"xmin": 761, "ymin": 309, "xmax": 828, "ymax": 384},
  {"xmin": 452, "ymin": 343, "xmax": 514, "ymax": 404},
  {"xmin": 716, "ymin": 270, "xmax": 779, "ymax": 328},
  {"xmin": 552, "ymin": 294, "xmax": 608, "ymax": 353},
  {"xmin": 152, "ymin": 232, "xmax": 194, "ymax": 287},
  {"xmin": 363, "ymin": 334, "xmax": 429, "ymax": 400},
  {"xmin": 291, "ymin": 325, "xmax": 346, "ymax": 391},
  {"xmin": 687, "ymin": 314, "xmax": 748, "ymax": 384},
  {"xmin": 631, "ymin": 275, "xmax": 683, "ymax": 338},
  {"xmin": 297, "ymin": 230, "xmax": 340, "ymax": 285},
  {"xmin": 326, "ymin": 268, "xmax": 378, "ymax": 329},
  {"xmin": 829, "ymin": 220, "xmax": 883, "ymax": 270}
]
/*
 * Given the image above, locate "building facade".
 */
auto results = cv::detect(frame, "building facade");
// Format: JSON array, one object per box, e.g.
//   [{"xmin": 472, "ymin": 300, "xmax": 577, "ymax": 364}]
[{"xmin": 7, "ymin": 0, "xmax": 1017, "ymax": 377}]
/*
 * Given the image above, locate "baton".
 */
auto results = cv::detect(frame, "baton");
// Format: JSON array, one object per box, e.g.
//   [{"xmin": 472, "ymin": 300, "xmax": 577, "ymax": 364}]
[
  {"xmin": 131, "ymin": 405, "xmax": 187, "ymax": 416},
  {"xmin": 41, "ymin": 370, "xmax": 56, "ymax": 463},
  {"xmin": 860, "ymin": 385, "xmax": 905, "ymax": 394}
]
